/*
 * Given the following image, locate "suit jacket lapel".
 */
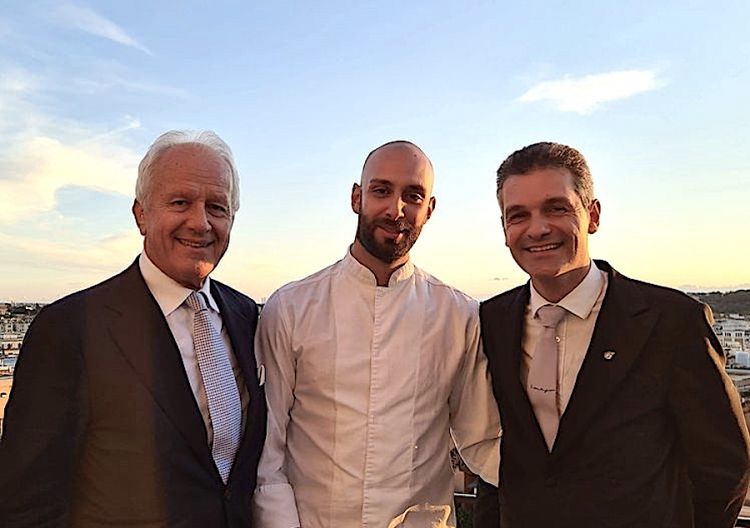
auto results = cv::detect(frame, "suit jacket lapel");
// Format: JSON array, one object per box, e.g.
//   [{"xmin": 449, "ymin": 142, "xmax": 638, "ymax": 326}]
[
  {"xmin": 104, "ymin": 262, "xmax": 213, "ymax": 468},
  {"xmin": 489, "ymin": 284, "xmax": 554, "ymax": 454},
  {"xmin": 554, "ymin": 263, "xmax": 659, "ymax": 456},
  {"xmin": 210, "ymin": 282, "xmax": 262, "ymax": 484},
  {"xmin": 210, "ymin": 283, "xmax": 258, "ymax": 398}
]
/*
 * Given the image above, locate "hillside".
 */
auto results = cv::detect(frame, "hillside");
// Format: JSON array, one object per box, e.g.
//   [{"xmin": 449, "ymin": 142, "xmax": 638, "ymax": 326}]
[{"xmin": 691, "ymin": 290, "xmax": 750, "ymax": 316}]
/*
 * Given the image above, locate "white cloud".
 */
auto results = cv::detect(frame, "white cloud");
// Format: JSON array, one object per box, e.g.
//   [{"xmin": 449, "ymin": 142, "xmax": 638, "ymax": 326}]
[
  {"xmin": 0, "ymin": 125, "xmax": 143, "ymax": 296},
  {"xmin": 55, "ymin": 3, "xmax": 152, "ymax": 55},
  {"xmin": 0, "ymin": 133, "xmax": 139, "ymax": 221},
  {"xmin": 518, "ymin": 69, "xmax": 665, "ymax": 114}
]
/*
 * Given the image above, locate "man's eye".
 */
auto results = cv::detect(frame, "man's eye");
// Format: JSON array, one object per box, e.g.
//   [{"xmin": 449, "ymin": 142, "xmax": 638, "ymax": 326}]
[
  {"xmin": 405, "ymin": 193, "xmax": 424, "ymax": 203},
  {"xmin": 170, "ymin": 199, "xmax": 188, "ymax": 207},
  {"xmin": 208, "ymin": 203, "xmax": 229, "ymax": 216},
  {"xmin": 371, "ymin": 188, "xmax": 389, "ymax": 195}
]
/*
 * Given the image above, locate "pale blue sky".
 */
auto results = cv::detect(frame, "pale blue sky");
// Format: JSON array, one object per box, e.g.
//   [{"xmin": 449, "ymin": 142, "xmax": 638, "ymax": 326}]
[{"xmin": 1, "ymin": 1, "xmax": 748, "ymax": 301}]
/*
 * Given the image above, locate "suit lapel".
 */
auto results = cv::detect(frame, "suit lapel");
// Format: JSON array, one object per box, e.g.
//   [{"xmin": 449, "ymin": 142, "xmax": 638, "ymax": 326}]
[
  {"xmin": 211, "ymin": 283, "xmax": 258, "ymax": 398},
  {"xmin": 487, "ymin": 284, "xmax": 553, "ymax": 454},
  {"xmin": 553, "ymin": 263, "xmax": 659, "ymax": 456},
  {"xmin": 210, "ymin": 282, "xmax": 262, "ymax": 484},
  {"xmin": 103, "ymin": 262, "xmax": 213, "ymax": 468}
]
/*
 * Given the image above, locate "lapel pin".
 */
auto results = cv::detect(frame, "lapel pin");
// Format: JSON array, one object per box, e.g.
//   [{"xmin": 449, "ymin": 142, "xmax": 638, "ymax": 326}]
[{"xmin": 603, "ymin": 351, "xmax": 616, "ymax": 360}]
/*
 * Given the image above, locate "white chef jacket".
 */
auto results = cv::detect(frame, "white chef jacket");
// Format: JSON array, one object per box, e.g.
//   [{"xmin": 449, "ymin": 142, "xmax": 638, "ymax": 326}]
[{"xmin": 253, "ymin": 250, "xmax": 500, "ymax": 528}]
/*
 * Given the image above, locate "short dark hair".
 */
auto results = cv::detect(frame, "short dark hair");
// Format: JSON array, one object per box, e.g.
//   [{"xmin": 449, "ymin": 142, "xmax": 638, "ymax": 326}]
[{"xmin": 496, "ymin": 142, "xmax": 594, "ymax": 209}]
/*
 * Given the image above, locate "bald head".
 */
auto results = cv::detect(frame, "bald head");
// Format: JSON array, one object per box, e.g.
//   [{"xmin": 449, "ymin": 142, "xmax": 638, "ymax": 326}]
[{"xmin": 360, "ymin": 140, "xmax": 435, "ymax": 195}]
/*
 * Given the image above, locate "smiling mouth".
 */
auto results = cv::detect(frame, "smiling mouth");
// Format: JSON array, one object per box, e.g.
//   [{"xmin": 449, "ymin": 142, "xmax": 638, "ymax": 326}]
[
  {"xmin": 177, "ymin": 238, "xmax": 211, "ymax": 248},
  {"xmin": 376, "ymin": 225, "xmax": 406, "ymax": 237},
  {"xmin": 526, "ymin": 242, "xmax": 562, "ymax": 253}
]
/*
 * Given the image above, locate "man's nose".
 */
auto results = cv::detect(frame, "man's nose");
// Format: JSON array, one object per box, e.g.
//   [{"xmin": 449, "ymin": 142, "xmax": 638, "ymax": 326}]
[
  {"xmin": 186, "ymin": 203, "xmax": 211, "ymax": 231},
  {"xmin": 384, "ymin": 196, "xmax": 406, "ymax": 220},
  {"xmin": 527, "ymin": 212, "xmax": 551, "ymax": 238}
]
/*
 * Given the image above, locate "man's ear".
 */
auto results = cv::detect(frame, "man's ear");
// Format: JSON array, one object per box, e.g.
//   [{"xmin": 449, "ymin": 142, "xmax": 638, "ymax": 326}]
[
  {"xmin": 426, "ymin": 196, "xmax": 436, "ymax": 221},
  {"xmin": 351, "ymin": 183, "xmax": 362, "ymax": 214},
  {"xmin": 132, "ymin": 200, "xmax": 147, "ymax": 235},
  {"xmin": 587, "ymin": 199, "xmax": 601, "ymax": 234}
]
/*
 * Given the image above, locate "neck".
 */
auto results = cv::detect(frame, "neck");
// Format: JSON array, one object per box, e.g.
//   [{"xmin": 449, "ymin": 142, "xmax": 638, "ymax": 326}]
[
  {"xmin": 531, "ymin": 261, "xmax": 591, "ymax": 303},
  {"xmin": 350, "ymin": 240, "xmax": 408, "ymax": 287}
]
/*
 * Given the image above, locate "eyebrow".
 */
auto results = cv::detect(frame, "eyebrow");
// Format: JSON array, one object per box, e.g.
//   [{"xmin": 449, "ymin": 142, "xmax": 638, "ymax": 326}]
[
  {"xmin": 504, "ymin": 196, "xmax": 574, "ymax": 215},
  {"xmin": 367, "ymin": 178, "xmax": 393, "ymax": 187},
  {"xmin": 368, "ymin": 179, "xmax": 427, "ymax": 194},
  {"xmin": 544, "ymin": 196, "xmax": 573, "ymax": 205}
]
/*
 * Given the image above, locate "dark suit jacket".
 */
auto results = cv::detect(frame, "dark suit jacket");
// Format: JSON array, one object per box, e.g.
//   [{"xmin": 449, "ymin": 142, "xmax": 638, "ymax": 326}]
[
  {"xmin": 0, "ymin": 260, "xmax": 266, "ymax": 528},
  {"xmin": 475, "ymin": 261, "xmax": 750, "ymax": 528}
]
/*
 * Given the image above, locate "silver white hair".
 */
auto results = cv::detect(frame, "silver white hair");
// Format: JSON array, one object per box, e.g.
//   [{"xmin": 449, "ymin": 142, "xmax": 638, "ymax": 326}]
[{"xmin": 135, "ymin": 130, "xmax": 240, "ymax": 214}]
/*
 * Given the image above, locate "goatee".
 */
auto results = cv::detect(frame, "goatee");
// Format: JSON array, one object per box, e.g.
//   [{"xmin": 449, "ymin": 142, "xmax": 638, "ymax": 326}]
[{"xmin": 355, "ymin": 215, "xmax": 421, "ymax": 263}]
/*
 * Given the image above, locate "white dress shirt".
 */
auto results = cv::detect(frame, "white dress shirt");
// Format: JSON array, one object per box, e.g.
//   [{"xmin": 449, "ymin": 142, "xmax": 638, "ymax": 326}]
[
  {"xmin": 522, "ymin": 261, "xmax": 609, "ymax": 415},
  {"xmin": 253, "ymin": 251, "xmax": 500, "ymax": 528},
  {"xmin": 138, "ymin": 252, "xmax": 248, "ymax": 444}
]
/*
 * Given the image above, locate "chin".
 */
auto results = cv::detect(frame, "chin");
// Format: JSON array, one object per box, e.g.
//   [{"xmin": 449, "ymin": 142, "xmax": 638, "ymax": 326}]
[{"xmin": 194, "ymin": 260, "xmax": 216, "ymax": 279}]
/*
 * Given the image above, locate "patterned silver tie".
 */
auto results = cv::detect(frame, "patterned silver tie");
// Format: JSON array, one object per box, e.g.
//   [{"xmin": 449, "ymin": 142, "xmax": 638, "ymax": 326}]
[
  {"xmin": 527, "ymin": 304, "xmax": 567, "ymax": 451},
  {"xmin": 185, "ymin": 291, "xmax": 242, "ymax": 484}
]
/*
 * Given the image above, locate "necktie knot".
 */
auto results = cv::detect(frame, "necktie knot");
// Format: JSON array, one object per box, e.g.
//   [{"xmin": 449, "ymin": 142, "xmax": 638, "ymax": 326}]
[
  {"xmin": 186, "ymin": 291, "xmax": 208, "ymax": 313},
  {"xmin": 536, "ymin": 304, "xmax": 567, "ymax": 329}
]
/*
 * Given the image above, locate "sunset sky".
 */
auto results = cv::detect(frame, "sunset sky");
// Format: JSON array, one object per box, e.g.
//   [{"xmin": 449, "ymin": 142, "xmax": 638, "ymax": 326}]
[{"xmin": 1, "ymin": 1, "xmax": 748, "ymax": 302}]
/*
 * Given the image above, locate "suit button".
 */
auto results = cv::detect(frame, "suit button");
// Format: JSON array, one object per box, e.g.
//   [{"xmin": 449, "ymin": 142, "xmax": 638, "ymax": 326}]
[
  {"xmin": 224, "ymin": 489, "xmax": 232, "ymax": 500},
  {"xmin": 545, "ymin": 476, "xmax": 558, "ymax": 487}
]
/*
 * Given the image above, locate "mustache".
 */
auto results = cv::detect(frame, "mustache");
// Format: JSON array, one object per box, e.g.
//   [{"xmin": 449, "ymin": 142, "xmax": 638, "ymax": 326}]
[{"xmin": 373, "ymin": 218, "xmax": 411, "ymax": 232}]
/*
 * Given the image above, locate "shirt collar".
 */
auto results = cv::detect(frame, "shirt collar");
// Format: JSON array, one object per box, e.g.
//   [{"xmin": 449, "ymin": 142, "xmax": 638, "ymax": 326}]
[
  {"xmin": 138, "ymin": 252, "xmax": 220, "ymax": 317},
  {"xmin": 342, "ymin": 246, "xmax": 415, "ymax": 287},
  {"xmin": 529, "ymin": 261, "xmax": 605, "ymax": 320}
]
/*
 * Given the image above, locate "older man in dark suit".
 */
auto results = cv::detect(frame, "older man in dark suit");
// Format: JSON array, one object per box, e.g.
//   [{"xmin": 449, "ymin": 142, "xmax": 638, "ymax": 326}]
[
  {"xmin": 475, "ymin": 142, "xmax": 750, "ymax": 528},
  {"xmin": 0, "ymin": 130, "xmax": 266, "ymax": 527}
]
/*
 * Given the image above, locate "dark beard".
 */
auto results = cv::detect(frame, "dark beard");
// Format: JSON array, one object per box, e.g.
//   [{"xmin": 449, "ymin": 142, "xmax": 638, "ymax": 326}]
[{"xmin": 356, "ymin": 214, "xmax": 421, "ymax": 263}]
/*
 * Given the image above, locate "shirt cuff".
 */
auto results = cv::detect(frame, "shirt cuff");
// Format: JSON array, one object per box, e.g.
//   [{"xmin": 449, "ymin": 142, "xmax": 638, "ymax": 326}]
[{"xmin": 253, "ymin": 483, "xmax": 301, "ymax": 528}]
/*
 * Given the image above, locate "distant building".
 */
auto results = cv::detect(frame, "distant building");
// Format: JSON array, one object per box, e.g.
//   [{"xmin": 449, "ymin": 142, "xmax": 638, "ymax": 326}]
[
  {"xmin": 714, "ymin": 315, "xmax": 750, "ymax": 368},
  {"xmin": 1, "ymin": 333, "xmax": 24, "ymax": 354},
  {"xmin": 0, "ymin": 308, "xmax": 36, "ymax": 355},
  {"xmin": 1, "ymin": 317, "xmax": 32, "ymax": 334}
]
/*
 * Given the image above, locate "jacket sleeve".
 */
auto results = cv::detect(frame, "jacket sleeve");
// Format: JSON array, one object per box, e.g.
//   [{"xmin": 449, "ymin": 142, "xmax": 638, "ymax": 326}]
[
  {"xmin": 252, "ymin": 292, "xmax": 302, "ymax": 528},
  {"xmin": 669, "ymin": 302, "xmax": 750, "ymax": 528},
  {"xmin": 0, "ymin": 304, "xmax": 88, "ymax": 528}
]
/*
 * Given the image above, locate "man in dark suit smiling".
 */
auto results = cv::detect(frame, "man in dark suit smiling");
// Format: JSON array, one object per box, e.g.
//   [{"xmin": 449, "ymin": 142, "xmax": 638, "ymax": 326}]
[
  {"xmin": 0, "ymin": 130, "xmax": 265, "ymax": 527},
  {"xmin": 475, "ymin": 141, "xmax": 750, "ymax": 528}
]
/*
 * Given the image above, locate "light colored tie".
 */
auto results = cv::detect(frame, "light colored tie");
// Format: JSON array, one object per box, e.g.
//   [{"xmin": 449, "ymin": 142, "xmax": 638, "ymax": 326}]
[
  {"xmin": 185, "ymin": 291, "xmax": 242, "ymax": 484},
  {"xmin": 527, "ymin": 304, "xmax": 567, "ymax": 451}
]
